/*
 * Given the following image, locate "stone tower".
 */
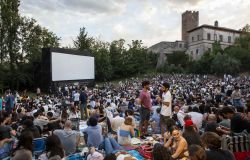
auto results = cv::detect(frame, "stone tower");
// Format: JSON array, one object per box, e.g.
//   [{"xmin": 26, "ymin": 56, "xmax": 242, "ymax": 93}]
[{"xmin": 182, "ymin": 11, "xmax": 199, "ymax": 42}]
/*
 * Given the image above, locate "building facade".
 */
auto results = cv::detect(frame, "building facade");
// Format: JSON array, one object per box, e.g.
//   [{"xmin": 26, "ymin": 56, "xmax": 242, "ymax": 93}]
[
  {"xmin": 187, "ymin": 22, "xmax": 241, "ymax": 60},
  {"xmin": 148, "ymin": 10, "xmax": 242, "ymax": 66}
]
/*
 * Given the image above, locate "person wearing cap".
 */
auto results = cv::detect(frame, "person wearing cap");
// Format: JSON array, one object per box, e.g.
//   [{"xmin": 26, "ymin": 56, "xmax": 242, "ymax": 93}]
[
  {"xmin": 138, "ymin": 80, "xmax": 152, "ymax": 138},
  {"xmin": 182, "ymin": 119, "xmax": 202, "ymax": 146}
]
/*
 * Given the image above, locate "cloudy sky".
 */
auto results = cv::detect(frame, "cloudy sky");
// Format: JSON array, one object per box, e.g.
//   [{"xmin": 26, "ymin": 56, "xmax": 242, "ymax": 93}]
[{"xmin": 20, "ymin": 0, "xmax": 250, "ymax": 48}]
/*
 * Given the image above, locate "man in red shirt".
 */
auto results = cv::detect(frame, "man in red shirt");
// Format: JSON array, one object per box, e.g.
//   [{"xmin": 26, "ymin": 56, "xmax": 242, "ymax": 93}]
[{"xmin": 139, "ymin": 81, "xmax": 152, "ymax": 138}]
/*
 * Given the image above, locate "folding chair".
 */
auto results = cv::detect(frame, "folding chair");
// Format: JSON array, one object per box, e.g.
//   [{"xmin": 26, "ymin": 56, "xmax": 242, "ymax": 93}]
[
  {"xmin": 33, "ymin": 137, "xmax": 46, "ymax": 157},
  {"xmin": 66, "ymin": 153, "xmax": 84, "ymax": 160}
]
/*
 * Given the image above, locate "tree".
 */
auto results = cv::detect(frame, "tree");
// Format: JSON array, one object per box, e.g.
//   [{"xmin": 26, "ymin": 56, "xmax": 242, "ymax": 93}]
[
  {"xmin": 212, "ymin": 41, "xmax": 223, "ymax": 55},
  {"xmin": 109, "ymin": 39, "xmax": 126, "ymax": 78},
  {"xmin": 167, "ymin": 51, "xmax": 189, "ymax": 67},
  {"xmin": 211, "ymin": 54, "xmax": 240, "ymax": 75},
  {"xmin": 91, "ymin": 39, "xmax": 112, "ymax": 81},
  {"xmin": 0, "ymin": 0, "xmax": 21, "ymax": 88},
  {"xmin": 0, "ymin": 0, "xmax": 60, "ymax": 90},
  {"xmin": 73, "ymin": 27, "xmax": 93, "ymax": 52},
  {"xmin": 236, "ymin": 24, "xmax": 250, "ymax": 50},
  {"xmin": 224, "ymin": 46, "xmax": 250, "ymax": 72}
]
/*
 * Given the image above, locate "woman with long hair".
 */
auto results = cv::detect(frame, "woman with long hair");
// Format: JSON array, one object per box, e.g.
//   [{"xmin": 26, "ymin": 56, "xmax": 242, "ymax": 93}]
[
  {"xmin": 164, "ymin": 126, "xmax": 189, "ymax": 159},
  {"xmin": 38, "ymin": 135, "xmax": 65, "ymax": 160},
  {"xmin": 12, "ymin": 131, "xmax": 33, "ymax": 160}
]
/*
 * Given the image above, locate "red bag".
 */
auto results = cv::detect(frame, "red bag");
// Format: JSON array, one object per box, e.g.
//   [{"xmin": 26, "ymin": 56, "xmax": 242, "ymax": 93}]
[
  {"xmin": 234, "ymin": 152, "xmax": 250, "ymax": 160},
  {"xmin": 138, "ymin": 144, "xmax": 153, "ymax": 159}
]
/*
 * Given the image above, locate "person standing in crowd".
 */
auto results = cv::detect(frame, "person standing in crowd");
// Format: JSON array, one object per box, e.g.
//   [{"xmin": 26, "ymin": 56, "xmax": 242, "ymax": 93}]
[
  {"xmin": 80, "ymin": 88, "xmax": 88, "ymax": 120},
  {"xmin": 231, "ymin": 86, "xmax": 242, "ymax": 108},
  {"xmin": 159, "ymin": 82, "xmax": 174, "ymax": 136},
  {"xmin": 73, "ymin": 90, "xmax": 80, "ymax": 106},
  {"xmin": 138, "ymin": 80, "xmax": 152, "ymax": 138},
  {"xmin": 36, "ymin": 87, "xmax": 41, "ymax": 96},
  {"xmin": 4, "ymin": 90, "xmax": 14, "ymax": 114},
  {"xmin": 0, "ymin": 96, "xmax": 2, "ymax": 111}
]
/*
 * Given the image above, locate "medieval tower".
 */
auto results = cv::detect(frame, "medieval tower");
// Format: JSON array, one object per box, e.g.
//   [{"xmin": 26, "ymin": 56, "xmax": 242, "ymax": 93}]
[{"xmin": 182, "ymin": 11, "xmax": 199, "ymax": 42}]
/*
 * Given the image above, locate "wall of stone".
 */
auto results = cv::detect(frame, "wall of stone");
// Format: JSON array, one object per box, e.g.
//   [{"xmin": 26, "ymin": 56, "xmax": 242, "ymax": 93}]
[{"xmin": 182, "ymin": 11, "xmax": 199, "ymax": 42}]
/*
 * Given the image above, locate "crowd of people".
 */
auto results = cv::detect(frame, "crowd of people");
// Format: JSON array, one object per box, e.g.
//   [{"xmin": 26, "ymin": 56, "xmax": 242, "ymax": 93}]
[{"xmin": 0, "ymin": 74, "xmax": 249, "ymax": 160}]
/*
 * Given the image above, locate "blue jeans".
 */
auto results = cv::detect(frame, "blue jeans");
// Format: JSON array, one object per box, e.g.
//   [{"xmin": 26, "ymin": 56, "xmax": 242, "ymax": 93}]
[
  {"xmin": 80, "ymin": 103, "xmax": 87, "ymax": 120},
  {"xmin": 99, "ymin": 138, "xmax": 123, "ymax": 155},
  {"xmin": 233, "ymin": 99, "xmax": 242, "ymax": 107}
]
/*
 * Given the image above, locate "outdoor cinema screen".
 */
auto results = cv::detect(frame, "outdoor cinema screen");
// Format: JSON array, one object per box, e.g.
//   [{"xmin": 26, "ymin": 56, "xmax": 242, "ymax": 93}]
[{"xmin": 51, "ymin": 52, "xmax": 95, "ymax": 81}]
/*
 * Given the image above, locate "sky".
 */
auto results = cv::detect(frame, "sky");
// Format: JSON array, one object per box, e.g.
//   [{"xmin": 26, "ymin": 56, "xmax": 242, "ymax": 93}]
[{"xmin": 19, "ymin": 0, "xmax": 250, "ymax": 48}]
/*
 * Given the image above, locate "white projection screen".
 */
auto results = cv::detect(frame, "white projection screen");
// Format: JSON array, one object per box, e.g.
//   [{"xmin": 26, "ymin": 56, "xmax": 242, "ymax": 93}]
[{"xmin": 51, "ymin": 52, "xmax": 95, "ymax": 81}]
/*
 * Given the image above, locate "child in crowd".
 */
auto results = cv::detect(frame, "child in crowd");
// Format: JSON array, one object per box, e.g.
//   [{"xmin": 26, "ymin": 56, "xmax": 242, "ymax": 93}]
[{"xmin": 150, "ymin": 108, "xmax": 161, "ymax": 134}]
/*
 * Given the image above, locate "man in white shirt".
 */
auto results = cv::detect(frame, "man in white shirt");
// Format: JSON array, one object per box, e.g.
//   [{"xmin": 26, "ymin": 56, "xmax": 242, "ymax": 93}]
[
  {"xmin": 187, "ymin": 107, "xmax": 203, "ymax": 129},
  {"xmin": 159, "ymin": 82, "xmax": 175, "ymax": 136},
  {"xmin": 73, "ymin": 90, "xmax": 80, "ymax": 106},
  {"xmin": 110, "ymin": 111, "xmax": 125, "ymax": 132}
]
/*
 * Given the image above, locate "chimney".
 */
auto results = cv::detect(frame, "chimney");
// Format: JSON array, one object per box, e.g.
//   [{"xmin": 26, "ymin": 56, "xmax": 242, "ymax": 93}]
[{"xmin": 214, "ymin": 21, "xmax": 218, "ymax": 27}]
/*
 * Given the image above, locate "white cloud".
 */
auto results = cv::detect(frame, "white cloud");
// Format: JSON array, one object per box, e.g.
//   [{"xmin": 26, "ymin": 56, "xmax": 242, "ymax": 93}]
[{"xmin": 19, "ymin": 0, "xmax": 250, "ymax": 48}]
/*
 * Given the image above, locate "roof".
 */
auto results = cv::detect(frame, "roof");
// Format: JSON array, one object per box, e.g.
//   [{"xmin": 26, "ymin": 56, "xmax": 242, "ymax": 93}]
[{"xmin": 188, "ymin": 24, "xmax": 242, "ymax": 34}]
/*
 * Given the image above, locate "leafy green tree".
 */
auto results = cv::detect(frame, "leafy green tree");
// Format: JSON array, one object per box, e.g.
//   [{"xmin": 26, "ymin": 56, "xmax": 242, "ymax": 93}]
[
  {"xmin": 211, "ymin": 54, "xmax": 240, "ymax": 75},
  {"xmin": 91, "ymin": 39, "xmax": 112, "ymax": 81},
  {"xmin": 236, "ymin": 24, "xmax": 250, "ymax": 50},
  {"xmin": 0, "ymin": 0, "xmax": 21, "ymax": 88},
  {"xmin": 0, "ymin": 0, "xmax": 60, "ymax": 90},
  {"xmin": 224, "ymin": 46, "xmax": 250, "ymax": 71},
  {"xmin": 212, "ymin": 41, "xmax": 223, "ymax": 55},
  {"xmin": 109, "ymin": 39, "xmax": 126, "ymax": 78},
  {"xmin": 73, "ymin": 27, "xmax": 93, "ymax": 52},
  {"xmin": 167, "ymin": 51, "xmax": 189, "ymax": 67}
]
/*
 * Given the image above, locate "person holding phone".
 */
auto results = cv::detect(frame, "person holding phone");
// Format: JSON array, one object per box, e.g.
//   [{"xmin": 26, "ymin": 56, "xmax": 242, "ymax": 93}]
[{"xmin": 164, "ymin": 126, "xmax": 189, "ymax": 159}]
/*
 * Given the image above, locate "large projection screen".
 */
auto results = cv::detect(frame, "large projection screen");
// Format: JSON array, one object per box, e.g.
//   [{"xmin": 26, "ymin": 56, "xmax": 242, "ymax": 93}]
[{"xmin": 51, "ymin": 52, "xmax": 94, "ymax": 81}]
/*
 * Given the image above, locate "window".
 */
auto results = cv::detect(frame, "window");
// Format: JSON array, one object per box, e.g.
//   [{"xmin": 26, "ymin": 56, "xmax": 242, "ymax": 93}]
[
  {"xmin": 214, "ymin": 34, "xmax": 217, "ymax": 41},
  {"xmin": 208, "ymin": 48, "xmax": 211, "ymax": 52},
  {"xmin": 192, "ymin": 37, "xmax": 194, "ymax": 42},
  {"xmin": 197, "ymin": 35, "xmax": 200, "ymax": 41},
  {"xmin": 228, "ymin": 36, "xmax": 231, "ymax": 43},
  {"xmin": 196, "ymin": 49, "xmax": 199, "ymax": 54},
  {"xmin": 179, "ymin": 43, "xmax": 182, "ymax": 48},
  {"xmin": 191, "ymin": 51, "xmax": 193, "ymax": 55},
  {"xmin": 219, "ymin": 35, "xmax": 223, "ymax": 42},
  {"xmin": 207, "ymin": 33, "xmax": 211, "ymax": 40}
]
